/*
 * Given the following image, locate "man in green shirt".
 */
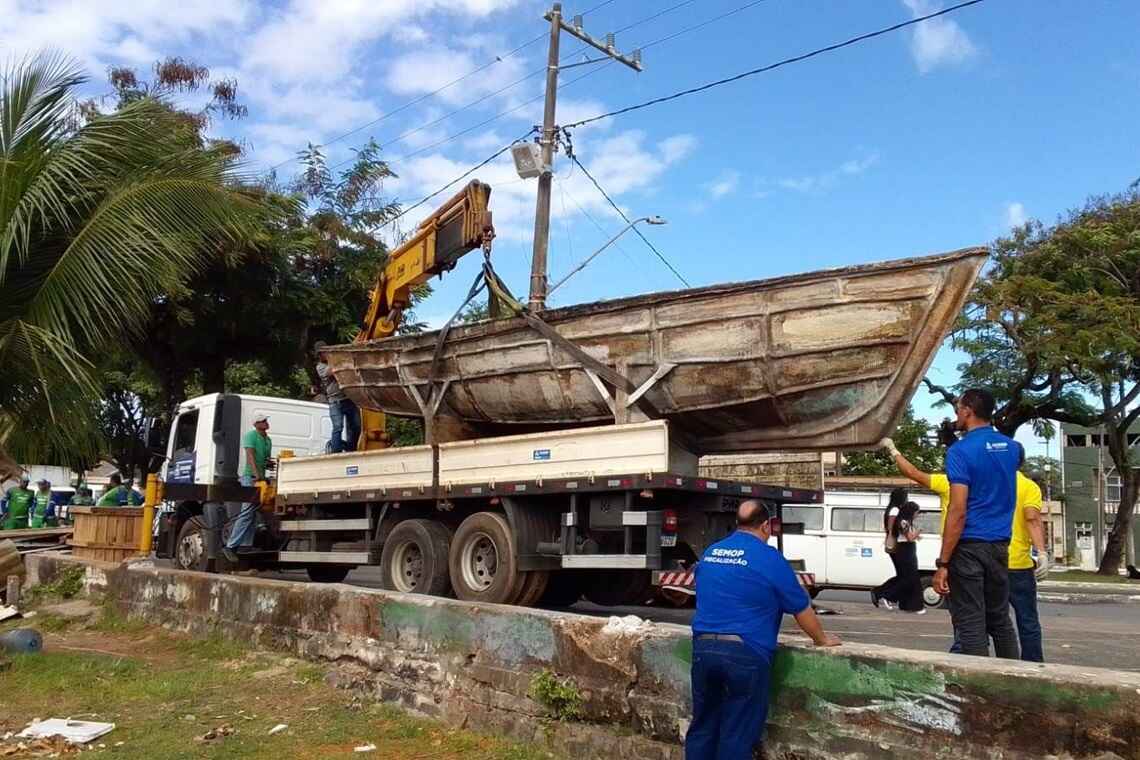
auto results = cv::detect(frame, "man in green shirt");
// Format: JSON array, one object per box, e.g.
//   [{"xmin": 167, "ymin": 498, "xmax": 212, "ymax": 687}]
[
  {"xmin": 2, "ymin": 476, "xmax": 34, "ymax": 530},
  {"xmin": 29, "ymin": 479, "xmax": 59, "ymax": 528},
  {"xmin": 223, "ymin": 414, "xmax": 272, "ymax": 563},
  {"xmin": 70, "ymin": 487, "xmax": 95, "ymax": 507},
  {"xmin": 97, "ymin": 474, "xmax": 143, "ymax": 507}
]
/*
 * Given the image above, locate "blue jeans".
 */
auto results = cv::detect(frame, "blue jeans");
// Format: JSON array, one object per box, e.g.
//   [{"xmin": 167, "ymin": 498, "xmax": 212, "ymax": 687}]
[
  {"xmin": 1008, "ymin": 569, "xmax": 1043, "ymax": 662},
  {"xmin": 328, "ymin": 398, "xmax": 361, "ymax": 453},
  {"xmin": 685, "ymin": 637, "xmax": 772, "ymax": 760},
  {"xmin": 225, "ymin": 475, "xmax": 257, "ymax": 550}
]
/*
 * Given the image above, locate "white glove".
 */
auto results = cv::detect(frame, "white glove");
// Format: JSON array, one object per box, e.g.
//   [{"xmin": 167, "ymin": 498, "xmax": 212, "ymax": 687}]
[
  {"xmin": 879, "ymin": 437, "xmax": 899, "ymax": 456},
  {"xmin": 1034, "ymin": 553, "xmax": 1051, "ymax": 581}
]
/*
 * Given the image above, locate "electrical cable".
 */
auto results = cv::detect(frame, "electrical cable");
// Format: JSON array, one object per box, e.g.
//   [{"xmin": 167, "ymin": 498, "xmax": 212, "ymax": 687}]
[
  {"xmin": 568, "ymin": 153, "xmax": 690, "ymax": 287},
  {"xmin": 637, "ymin": 0, "xmax": 771, "ymax": 51},
  {"xmin": 563, "ymin": 0, "xmax": 986, "ymax": 130}
]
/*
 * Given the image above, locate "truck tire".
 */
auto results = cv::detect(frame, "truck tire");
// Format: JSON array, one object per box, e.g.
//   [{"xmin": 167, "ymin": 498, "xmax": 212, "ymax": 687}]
[
  {"xmin": 175, "ymin": 517, "xmax": 206, "ymax": 571},
  {"xmin": 307, "ymin": 566, "xmax": 352, "ymax": 584},
  {"xmin": 583, "ymin": 570, "xmax": 653, "ymax": 607},
  {"xmin": 449, "ymin": 512, "xmax": 522, "ymax": 604},
  {"xmin": 538, "ymin": 571, "xmax": 583, "ymax": 607},
  {"xmin": 921, "ymin": 574, "xmax": 947, "ymax": 609},
  {"xmin": 379, "ymin": 519, "xmax": 452, "ymax": 596},
  {"xmin": 514, "ymin": 570, "xmax": 549, "ymax": 607}
]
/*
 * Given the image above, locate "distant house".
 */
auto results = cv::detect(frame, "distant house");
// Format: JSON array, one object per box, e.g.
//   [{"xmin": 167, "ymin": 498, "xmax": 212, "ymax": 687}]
[{"xmin": 1060, "ymin": 422, "xmax": 1140, "ymax": 569}]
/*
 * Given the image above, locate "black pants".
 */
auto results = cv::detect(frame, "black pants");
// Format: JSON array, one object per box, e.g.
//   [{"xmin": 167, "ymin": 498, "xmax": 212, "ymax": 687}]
[
  {"xmin": 948, "ymin": 541, "xmax": 1019, "ymax": 658},
  {"xmin": 875, "ymin": 543, "xmax": 923, "ymax": 611}
]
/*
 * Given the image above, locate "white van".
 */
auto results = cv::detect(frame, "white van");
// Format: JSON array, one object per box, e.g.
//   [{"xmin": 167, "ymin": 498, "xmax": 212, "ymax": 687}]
[{"xmin": 781, "ymin": 490, "xmax": 945, "ymax": 608}]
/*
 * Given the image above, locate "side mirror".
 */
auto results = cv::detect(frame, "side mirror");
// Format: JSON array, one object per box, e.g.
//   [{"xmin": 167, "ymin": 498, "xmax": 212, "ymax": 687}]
[{"xmin": 143, "ymin": 418, "xmax": 166, "ymax": 451}]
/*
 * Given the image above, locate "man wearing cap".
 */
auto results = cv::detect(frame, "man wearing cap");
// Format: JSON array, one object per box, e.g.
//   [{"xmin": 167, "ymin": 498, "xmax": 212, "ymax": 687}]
[
  {"xmin": 223, "ymin": 414, "xmax": 272, "ymax": 563},
  {"xmin": 29, "ymin": 479, "xmax": 60, "ymax": 528},
  {"xmin": 1, "ymin": 476, "xmax": 34, "ymax": 530},
  {"xmin": 686, "ymin": 500, "xmax": 841, "ymax": 759},
  {"xmin": 97, "ymin": 474, "xmax": 143, "ymax": 507},
  {"xmin": 314, "ymin": 341, "xmax": 360, "ymax": 453}
]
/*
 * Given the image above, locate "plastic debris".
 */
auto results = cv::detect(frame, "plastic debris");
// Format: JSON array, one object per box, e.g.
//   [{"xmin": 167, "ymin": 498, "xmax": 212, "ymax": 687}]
[
  {"xmin": 601, "ymin": 615, "xmax": 652, "ymax": 636},
  {"xmin": 354, "ymin": 744, "xmax": 377, "ymax": 753},
  {"xmin": 268, "ymin": 724, "xmax": 288, "ymax": 736},
  {"xmin": 18, "ymin": 719, "xmax": 115, "ymax": 744},
  {"xmin": 0, "ymin": 628, "xmax": 42, "ymax": 654}
]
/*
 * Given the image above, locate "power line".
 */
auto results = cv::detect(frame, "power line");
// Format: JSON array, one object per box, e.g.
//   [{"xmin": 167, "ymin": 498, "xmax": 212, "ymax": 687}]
[
  {"xmin": 638, "ymin": 0, "xmax": 771, "ymax": 51},
  {"xmin": 614, "ymin": 0, "xmax": 698, "ymax": 34},
  {"xmin": 563, "ymin": 0, "xmax": 987, "ymax": 130},
  {"xmin": 568, "ymin": 152, "xmax": 690, "ymax": 288}
]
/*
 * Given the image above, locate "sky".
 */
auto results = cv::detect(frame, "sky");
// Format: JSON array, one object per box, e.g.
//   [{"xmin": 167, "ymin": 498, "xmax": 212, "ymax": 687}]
[{"xmin": 3, "ymin": 0, "xmax": 1137, "ymax": 458}]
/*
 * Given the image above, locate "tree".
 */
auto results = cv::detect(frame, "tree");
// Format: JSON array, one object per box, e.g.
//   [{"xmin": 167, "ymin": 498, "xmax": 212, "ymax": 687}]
[
  {"xmin": 0, "ymin": 54, "xmax": 261, "ymax": 470},
  {"xmin": 843, "ymin": 406, "xmax": 945, "ymax": 476},
  {"xmin": 933, "ymin": 191, "xmax": 1140, "ymax": 573},
  {"xmin": 1022, "ymin": 455, "xmax": 1060, "ymax": 495}
]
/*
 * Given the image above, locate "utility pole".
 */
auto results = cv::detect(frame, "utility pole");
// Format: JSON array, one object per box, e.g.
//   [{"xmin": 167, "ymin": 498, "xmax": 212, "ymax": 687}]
[
  {"xmin": 1096, "ymin": 428, "xmax": 1105, "ymax": 566},
  {"xmin": 528, "ymin": 3, "xmax": 643, "ymax": 311}
]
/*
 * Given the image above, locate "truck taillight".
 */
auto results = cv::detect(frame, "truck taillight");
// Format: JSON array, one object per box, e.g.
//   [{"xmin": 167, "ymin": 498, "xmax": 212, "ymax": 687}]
[{"xmin": 663, "ymin": 509, "xmax": 678, "ymax": 533}]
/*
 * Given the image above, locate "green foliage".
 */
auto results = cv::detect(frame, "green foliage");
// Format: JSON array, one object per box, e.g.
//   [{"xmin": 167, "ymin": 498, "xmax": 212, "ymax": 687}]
[
  {"xmin": 843, "ymin": 406, "xmax": 945, "ymax": 476},
  {"xmin": 387, "ymin": 417, "xmax": 425, "ymax": 447},
  {"xmin": 24, "ymin": 565, "xmax": 86, "ymax": 604},
  {"xmin": 0, "ymin": 53, "xmax": 264, "ymax": 466},
  {"xmin": 458, "ymin": 299, "xmax": 491, "ymax": 324},
  {"xmin": 528, "ymin": 669, "xmax": 584, "ymax": 721},
  {"xmin": 1022, "ymin": 455, "xmax": 1060, "ymax": 489}
]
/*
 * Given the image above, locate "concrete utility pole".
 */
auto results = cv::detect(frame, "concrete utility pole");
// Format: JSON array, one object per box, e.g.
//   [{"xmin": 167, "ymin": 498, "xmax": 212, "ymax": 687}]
[{"xmin": 528, "ymin": 3, "xmax": 643, "ymax": 311}]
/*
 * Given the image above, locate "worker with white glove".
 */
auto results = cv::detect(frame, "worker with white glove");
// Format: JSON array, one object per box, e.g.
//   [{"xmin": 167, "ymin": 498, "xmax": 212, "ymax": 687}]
[{"xmin": 880, "ymin": 435, "xmax": 1050, "ymax": 662}]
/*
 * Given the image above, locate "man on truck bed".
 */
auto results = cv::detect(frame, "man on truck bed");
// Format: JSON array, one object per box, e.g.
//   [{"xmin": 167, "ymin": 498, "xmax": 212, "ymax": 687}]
[
  {"xmin": 222, "ymin": 414, "xmax": 271, "ymax": 563},
  {"xmin": 686, "ymin": 500, "xmax": 840, "ymax": 759},
  {"xmin": 314, "ymin": 341, "xmax": 360, "ymax": 453}
]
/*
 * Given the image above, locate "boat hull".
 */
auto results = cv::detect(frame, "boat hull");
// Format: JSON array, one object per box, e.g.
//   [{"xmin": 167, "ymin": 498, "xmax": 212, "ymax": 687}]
[{"xmin": 327, "ymin": 247, "xmax": 986, "ymax": 454}]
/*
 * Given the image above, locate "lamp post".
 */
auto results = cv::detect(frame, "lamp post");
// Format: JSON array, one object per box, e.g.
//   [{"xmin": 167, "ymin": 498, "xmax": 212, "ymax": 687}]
[{"xmin": 546, "ymin": 216, "xmax": 667, "ymax": 296}]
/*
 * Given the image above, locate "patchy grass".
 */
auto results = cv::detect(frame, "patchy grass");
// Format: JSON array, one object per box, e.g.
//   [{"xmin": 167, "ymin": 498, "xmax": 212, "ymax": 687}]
[
  {"xmin": 0, "ymin": 619, "xmax": 559, "ymax": 760},
  {"xmin": 1046, "ymin": 570, "xmax": 1139, "ymax": 585},
  {"xmin": 22, "ymin": 565, "xmax": 86, "ymax": 604},
  {"xmin": 528, "ymin": 669, "xmax": 584, "ymax": 722}
]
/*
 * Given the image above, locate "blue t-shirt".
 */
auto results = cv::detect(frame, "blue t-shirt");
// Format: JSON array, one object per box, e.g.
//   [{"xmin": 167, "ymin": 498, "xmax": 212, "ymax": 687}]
[
  {"xmin": 691, "ymin": 531, "xmax": 810, "ymax": 659},
  {"xmin": 945, "ymin": 426, "xmax": 1022, "ymax": 542}
]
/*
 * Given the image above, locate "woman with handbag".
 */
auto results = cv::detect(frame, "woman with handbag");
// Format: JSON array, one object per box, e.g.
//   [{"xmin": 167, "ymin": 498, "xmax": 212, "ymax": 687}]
[{"xmin": 871, "ymin": 489, "xmax": 925, "ymax": 612}]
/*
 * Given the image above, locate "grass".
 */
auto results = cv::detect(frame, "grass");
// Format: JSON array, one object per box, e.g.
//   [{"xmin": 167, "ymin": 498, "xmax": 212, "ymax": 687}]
[
  {"xmin": 1046, "ymin": 569, "xmax": 1139, "ymax": 585},
  {"xmin": 0, "ymin": 613, "xmax": 558, "ymax": 760}
]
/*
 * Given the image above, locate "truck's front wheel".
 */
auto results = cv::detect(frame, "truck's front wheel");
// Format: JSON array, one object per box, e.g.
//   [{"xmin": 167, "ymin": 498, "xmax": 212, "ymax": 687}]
[
  {"xmin": 380, "ymin": 519, "xmax": 452, "ymax": 596},
  {"xmin": 306, "ymin": 566, "xmax": 352, "ymax": 583},
  {"xmin": 175, "ymin": 517, "xmax": 206, "ymax": 571},
  {"xmin": 449, "ymin": 512, "xmax": 521, "ymax": 604}
]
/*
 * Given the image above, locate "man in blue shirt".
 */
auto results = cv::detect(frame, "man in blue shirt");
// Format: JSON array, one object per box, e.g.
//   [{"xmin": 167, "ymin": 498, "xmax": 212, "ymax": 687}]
[
  {"xmin": 686, "ymin": 500, "xmax": 840, "ymax": 759},
  {"xmin": 932, "ymin": 388, "xmax": 1021, "ymax": 659}
]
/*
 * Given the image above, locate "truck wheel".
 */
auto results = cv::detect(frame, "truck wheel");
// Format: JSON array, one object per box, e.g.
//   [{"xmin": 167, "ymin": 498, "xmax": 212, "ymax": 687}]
[
  {"xmin": 379, "ymin": 519, "xmax": 452, "ymax": 596},
  {"xmin": 449, "ymin": 512, "xmax": 521, "ymax": 604},
  {"xmin": 514, "ymin": 571, "xmax": 549, "ymax": 607},
  {"xmin": 306, "ymin": 566, "xmax": 352, "ymax": 583},
  {"xmin": 539, "ymin": 571, "xmax": 583, "ymax": 607},
  {"xmin": 175, "ymin": 517, "xmax": 206, "ymax": 571},
  {"xmin": 583, "ymin": 570, "xmax": 652, "ymax": 607}
]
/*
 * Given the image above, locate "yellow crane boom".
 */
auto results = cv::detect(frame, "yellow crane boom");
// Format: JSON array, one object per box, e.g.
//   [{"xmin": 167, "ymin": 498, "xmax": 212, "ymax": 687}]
[{"xmin": 355, "ymin": 180, "xmax": 494, "ymax": 450}]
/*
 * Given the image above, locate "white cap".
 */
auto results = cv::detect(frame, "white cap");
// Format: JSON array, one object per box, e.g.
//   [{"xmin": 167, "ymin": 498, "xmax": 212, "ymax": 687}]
[{"xmin": 253, "ymin": 413, "xmax": 269, "ymax": 423}]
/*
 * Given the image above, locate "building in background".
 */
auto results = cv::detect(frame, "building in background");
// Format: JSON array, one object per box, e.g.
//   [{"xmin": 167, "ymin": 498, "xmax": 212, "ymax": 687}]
[{"xmin": 1060, "ymin": 422, "xmax": 1139, "ymax": 569}]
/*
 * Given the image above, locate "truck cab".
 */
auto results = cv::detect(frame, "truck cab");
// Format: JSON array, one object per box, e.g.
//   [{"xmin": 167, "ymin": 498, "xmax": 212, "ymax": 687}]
[{"xmin": 155, "ymin": 393, "xmax": 331, "ymax": 568}]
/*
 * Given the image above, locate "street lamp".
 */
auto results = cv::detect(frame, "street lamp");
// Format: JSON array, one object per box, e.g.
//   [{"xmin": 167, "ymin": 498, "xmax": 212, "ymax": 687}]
[{"xmin": 547, "ymin": 216, "xmax": 667, "ymax": 296}]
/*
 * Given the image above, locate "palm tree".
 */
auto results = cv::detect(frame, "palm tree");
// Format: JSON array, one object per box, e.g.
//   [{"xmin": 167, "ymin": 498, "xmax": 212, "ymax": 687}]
[{"xmin": 0, "ymin": 53, "xmax": 264, "ymax": 473}]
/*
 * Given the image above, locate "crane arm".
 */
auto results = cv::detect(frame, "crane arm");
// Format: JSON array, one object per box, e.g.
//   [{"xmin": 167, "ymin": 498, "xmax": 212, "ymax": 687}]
[{"xmin": 354, "ymin": 180, "xmax": 494, "ymax": 449}]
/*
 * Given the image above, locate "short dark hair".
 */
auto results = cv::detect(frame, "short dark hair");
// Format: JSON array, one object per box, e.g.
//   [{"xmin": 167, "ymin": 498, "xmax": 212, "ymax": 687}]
[
  {"xmin": 888, "ymin": 487, "xmax": 909, "ymax": 509},
  {"xmin": 958, "ymin": 388, "xmax": 995, "ymax": 422},
  {"xmin": 737, "ymin": 500, "xmax": 771, "ymax": 528},
  {"xmin": 109, "ymin": 474, "xmax": 122, "ymax": 486}
]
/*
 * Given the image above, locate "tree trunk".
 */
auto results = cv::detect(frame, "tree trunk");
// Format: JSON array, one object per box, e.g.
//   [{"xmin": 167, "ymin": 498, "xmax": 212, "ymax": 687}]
[{"xmin": 1098, "ymin": 470, "xmax": 1139, "ymax": 574}]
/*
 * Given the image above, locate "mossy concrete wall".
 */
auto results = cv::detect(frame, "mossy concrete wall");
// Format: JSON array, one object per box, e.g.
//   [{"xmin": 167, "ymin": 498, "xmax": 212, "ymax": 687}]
[{"xmin": 25, "ymin": 553, "xmax": 1140, "ymax": 760}]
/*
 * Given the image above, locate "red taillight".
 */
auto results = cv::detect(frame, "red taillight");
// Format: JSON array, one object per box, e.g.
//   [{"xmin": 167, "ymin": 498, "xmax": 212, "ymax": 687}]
[
  {"xmin": 769, "ymin": 517, "xmax": 782, "ymax": 535},
  {"xmin": 663, "ymin": 509, "xmax": 678, "ymax": 533}
]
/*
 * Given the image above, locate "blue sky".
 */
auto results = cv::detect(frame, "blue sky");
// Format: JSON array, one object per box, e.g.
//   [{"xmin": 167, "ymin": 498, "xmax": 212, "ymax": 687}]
[{"xmin": 5, "ymin": 0, "xmax": 1137, "ymax": 456}]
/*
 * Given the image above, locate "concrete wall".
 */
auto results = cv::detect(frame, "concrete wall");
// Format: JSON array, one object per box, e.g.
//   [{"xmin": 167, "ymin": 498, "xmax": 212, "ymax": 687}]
[{"xmin": 25, "ymin": 553, "xmax": 1140, "ymax": 760}]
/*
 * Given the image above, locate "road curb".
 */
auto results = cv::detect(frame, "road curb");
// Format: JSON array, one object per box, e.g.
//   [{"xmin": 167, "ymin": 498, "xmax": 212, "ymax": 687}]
[{"xmin": 1038, "ymin": 591, "xmax": 1140, "ymax": 605}]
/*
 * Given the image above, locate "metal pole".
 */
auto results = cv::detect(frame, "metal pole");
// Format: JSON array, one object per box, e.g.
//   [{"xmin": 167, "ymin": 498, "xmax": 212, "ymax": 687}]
[
  {"xmin": 528, "ymin": 2, "xmax": 562, "ymax": 312},
  {"xmin": 1096, "ymin": 429, "xmax": 1104, "ymax": 566}
]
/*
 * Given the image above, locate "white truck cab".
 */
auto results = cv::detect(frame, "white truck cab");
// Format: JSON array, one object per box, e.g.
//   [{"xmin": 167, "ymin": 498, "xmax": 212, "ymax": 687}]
[{"xmin": 162, "ymin": 393, "xmax": 332, "ymax": 486}]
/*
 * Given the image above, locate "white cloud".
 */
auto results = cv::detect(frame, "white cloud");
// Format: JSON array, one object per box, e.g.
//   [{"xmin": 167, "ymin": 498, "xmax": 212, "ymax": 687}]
[
  {"xmin": 775, "ymin": 151, "xmax": 880, "ymax": 193},
  {"xmin": 901, "ymin": 0, "xmax": 978, "ymax": 74},
  {"xmin": 1005, "ymin": 201, "xmax": 1027, "ymax": 229},
  {"xmin": 384, "ymin": 46, "xmax": 528, "ymax": 107},
  {"xmin": 704, "ymin": 170, "xmax": 741, "ymax": 200}
]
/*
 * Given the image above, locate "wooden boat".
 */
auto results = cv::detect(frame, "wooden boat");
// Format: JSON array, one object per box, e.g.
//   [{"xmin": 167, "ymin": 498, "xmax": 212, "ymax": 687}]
[{"xmin": 327, "ymin": 247, "xmax": 986, "ymax": 454}]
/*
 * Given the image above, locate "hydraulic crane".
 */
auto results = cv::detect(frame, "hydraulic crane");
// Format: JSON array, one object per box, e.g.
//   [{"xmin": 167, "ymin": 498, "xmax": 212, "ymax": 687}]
[{"xmin": 354, "ymin": 180, "xmax": 495, "ymax": 450}]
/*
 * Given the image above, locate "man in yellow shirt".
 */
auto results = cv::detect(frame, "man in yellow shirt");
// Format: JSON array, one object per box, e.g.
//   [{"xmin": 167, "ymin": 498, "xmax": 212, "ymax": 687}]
[{"xmin": 882, "ymin": 439, "xmax": 1050, "ymax": 661}]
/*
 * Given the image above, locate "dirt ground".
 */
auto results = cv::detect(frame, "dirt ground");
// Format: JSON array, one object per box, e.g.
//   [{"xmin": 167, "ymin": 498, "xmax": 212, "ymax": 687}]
[{"xmin": 0, "ymin": 603, "xmax": 555, "ymax": 760}]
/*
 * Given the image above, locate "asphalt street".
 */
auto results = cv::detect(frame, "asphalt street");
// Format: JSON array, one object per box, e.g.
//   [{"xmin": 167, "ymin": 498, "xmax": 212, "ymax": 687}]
[{"xmin": 324, "ymin": 567, "xmax": 1140, "ymax": 672}]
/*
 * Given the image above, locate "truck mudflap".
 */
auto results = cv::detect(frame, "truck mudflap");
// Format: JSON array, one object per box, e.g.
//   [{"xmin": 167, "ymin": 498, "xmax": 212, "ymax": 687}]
[{"xmin": 653, "ymin": 565, "xmax": 816, "ymax": 593}]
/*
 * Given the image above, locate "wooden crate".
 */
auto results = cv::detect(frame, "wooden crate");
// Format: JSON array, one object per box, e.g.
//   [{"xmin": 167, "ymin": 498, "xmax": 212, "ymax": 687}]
[{"xmin": 68, "ymin": 507, "xmax": 143, "ymax": 562}]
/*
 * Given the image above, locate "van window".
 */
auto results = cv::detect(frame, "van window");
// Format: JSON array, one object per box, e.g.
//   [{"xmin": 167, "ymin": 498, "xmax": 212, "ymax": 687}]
[
  {"xmin": 831, "ymin": 507, "xmax": 881, "ymax": 532},
  {"xmin": 782, "ymin": 506, "xmax": 823, "ymax": 531},
  {"xmin": 172, "ymin": 410, "xmax": 199, "ymax": 452}
]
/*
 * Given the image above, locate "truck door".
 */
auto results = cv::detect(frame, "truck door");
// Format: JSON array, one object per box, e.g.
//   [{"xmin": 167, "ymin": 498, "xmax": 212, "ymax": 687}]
[{"xmin": 166, "ymin": 409, "xmax": 200, "ymax": 484}]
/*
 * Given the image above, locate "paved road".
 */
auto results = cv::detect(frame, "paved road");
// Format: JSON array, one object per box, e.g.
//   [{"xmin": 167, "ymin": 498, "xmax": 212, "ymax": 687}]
[{"xmin": 327, "ymin": 566, "xmax": 1140, "ymax": 672}]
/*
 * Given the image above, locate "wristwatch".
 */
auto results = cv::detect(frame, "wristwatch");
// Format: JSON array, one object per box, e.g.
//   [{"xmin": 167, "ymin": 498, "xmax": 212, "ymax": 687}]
[{"xmin": 935, "ymin": 559, "xmax": 950, "ymax": 569}]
